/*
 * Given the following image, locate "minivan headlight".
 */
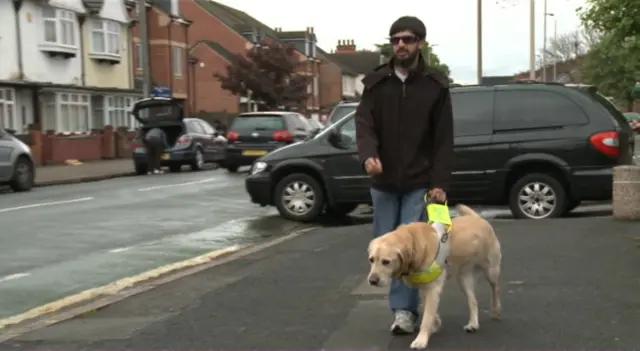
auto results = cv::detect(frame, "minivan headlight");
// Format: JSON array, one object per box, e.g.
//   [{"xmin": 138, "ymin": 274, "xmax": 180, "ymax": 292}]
[{"xmin": 251, "ymin": 161, "xmax": 268, "ymax": 175}]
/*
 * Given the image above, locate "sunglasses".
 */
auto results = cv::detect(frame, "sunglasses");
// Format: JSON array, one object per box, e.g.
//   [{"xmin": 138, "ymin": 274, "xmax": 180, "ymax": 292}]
[{"xmin": 389, "ymin": 35, "xmax": 418, "ymax": 45}]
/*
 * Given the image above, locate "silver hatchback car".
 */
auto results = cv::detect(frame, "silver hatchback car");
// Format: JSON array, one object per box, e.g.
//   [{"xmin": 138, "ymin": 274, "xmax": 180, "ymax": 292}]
[{"xmin": 0, "ymin": 128, "xmax": 35, "ymax": 191}]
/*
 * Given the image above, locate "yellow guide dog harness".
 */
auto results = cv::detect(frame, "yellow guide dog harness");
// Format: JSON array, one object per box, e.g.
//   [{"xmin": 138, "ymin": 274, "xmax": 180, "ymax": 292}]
[{"xmin": 404, "ymin": 198, "xmax": 452, "ymax": 284}]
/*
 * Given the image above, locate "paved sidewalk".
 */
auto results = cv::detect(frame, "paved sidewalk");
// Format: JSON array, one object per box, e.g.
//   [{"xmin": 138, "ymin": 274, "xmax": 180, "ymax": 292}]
[
  {"xmin": 36, "ymin": 159, "xmax": 135, "ymax": 186},
  {"xmin": 2, "ymin": 217, "xmax": 640, "ymax": 350}
]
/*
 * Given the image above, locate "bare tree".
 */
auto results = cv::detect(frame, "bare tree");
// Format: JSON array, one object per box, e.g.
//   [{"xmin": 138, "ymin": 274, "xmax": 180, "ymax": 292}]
[{"xmin": 538, "ymin": 27, "xmax": 601, "ymax": 65}]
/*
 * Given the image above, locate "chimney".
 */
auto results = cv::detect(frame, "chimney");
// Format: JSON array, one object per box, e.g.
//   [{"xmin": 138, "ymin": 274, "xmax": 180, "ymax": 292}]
[
  {"xmin": 309, "ymin": 27, "xmax": 314, "ymax": 34},
  {"xmin": 274, "ymin": 27, "xmax": 281, "ymax": 32},
  {"xmin": 336, "ymin": 39, "xmax": 356, "ymax": 53}
]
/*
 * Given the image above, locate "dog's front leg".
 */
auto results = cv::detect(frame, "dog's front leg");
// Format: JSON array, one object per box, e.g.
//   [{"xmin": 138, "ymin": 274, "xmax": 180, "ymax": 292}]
[{"xmin": 410, "ymin": 276, "xmax": 445, "ymax": 349}]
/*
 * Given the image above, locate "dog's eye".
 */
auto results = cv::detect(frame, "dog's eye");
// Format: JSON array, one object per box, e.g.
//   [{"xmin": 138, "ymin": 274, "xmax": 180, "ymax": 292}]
[
  {"xmin": 368, "ymin": 257, "xmax": 374, "ymax": 263},
  {"xmin": 381, "ymin": 259, "xmax": 390, "ymax": 266}
]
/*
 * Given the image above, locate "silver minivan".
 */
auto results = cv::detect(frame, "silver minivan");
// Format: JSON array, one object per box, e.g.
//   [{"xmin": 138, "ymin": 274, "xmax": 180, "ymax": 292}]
[{"xmin": 0, "ymin": 128, "xmax": 35, "ymax": 191}]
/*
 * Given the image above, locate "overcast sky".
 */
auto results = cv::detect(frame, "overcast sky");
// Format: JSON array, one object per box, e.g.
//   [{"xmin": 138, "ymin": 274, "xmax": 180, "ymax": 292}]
[{"xmin": 215, "ymin": 0, "xmax": 587, "ymax": 84}]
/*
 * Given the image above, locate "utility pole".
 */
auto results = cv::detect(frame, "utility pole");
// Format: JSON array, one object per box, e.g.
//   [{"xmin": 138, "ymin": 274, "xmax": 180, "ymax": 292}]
[
  {"xmin": 477, "ymin": 0, "xmax": 483, "ymax": 85},
  {"xmin": 529, "ymin": 0, "xmax": 536, "ymax": 80},
  {"xmin": 138, "ymin": 0, "xmax": 151, "ymax": 97},
  {"xmin": 542, "ymin": 0, "xmax": 547, "ymax": 82},
  {"xmin": 553, "ymin": 18, "xmax": 557, "ymax": 81}
]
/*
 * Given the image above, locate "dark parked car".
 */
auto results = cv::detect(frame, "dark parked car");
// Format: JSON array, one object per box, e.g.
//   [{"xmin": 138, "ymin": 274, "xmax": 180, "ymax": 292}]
[
  {"xmin": 245, "ymin": 82, "xmax": 634, "ymax": 222},
  {"xmin": 327, "ymin": 101, "xmax": 358, "ymax": 125},
  {"xmin": 0, "ymin": 127, "xmax": 35, "ymax": 191},
  {"xmin": 223, "ymin": 111, "xmax": 315, "ymax": 173},
  {"xmin": 130, "ymin": 97, "xmax": 226, "ymax": 174}
]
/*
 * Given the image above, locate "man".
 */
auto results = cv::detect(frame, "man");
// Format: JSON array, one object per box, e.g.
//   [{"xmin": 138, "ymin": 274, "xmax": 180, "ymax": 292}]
[
  {"xmin": 144, "ymin": 127, "xmax": 168, "ymax": 174},
  {"xmin": 355, "ymin": 16, "xmax": 454, "ymax": 334}
]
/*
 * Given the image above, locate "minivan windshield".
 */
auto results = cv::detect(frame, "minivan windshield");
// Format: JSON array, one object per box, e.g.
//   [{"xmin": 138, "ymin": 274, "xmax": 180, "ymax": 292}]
[
  {"xmin": 329, "ymin": 104, "xmax": 358, "ymax": 124},
  {"xmin": 314, "ymin": 111, "xmax": 356, "ymax": 139}
]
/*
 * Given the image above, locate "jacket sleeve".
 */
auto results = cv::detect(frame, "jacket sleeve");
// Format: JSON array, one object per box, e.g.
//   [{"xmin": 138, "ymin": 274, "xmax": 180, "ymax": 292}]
[
  {"xmin": 355, "ymin": 88, "xmax": 379, "ymax": 165},
  {"xmin": 429, "ymin": 88, "xmax": 454, "ymax": 191}
]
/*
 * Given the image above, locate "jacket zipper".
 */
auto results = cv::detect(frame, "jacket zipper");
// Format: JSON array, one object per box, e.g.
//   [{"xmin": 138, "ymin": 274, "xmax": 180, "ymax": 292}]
[{"xmin": 398, "ymin": 81, "xmax": 406, "ymax": 191}]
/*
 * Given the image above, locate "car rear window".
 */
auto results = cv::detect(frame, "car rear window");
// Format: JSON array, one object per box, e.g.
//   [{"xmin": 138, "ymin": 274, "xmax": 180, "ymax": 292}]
[
  {"xmin": 329, "ymin": 105, "xmax": 357, "ymax": 124},
  {"xmin": 589, "ymin": 92, "xmax": 630, "ymax": 128},
  {"xmin": 231, "ymin": 115, "xmax": 285, "ymax": 130}
]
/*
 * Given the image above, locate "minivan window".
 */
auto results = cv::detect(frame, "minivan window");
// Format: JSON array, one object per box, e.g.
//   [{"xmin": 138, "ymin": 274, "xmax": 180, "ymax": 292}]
[
  {"xmin": 494, "ymin": 90, "xmax": 588, "ymax": 131},
  {"xmin": 187, "ymin": 120, "xmax": 205, "ymax": 134},
  {"xmin": 231, "ymin": 115, "xmax": 285, "ymax": 130},
  {"xmin": 329, "ymin": 105, "xmax": 358, "ymax": 124},
  {"xmin": 451, "ymin": 91, "xmax": 494, "ymax": 136},
  {"xmin": 591, "ymin": 92, "xmax": 630, "ymax": 128}
]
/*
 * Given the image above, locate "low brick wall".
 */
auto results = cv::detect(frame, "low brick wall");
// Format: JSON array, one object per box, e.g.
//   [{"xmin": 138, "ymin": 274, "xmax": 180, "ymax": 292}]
[
  {"xmin": 612, "ymin": 165, "xmax": 640, "ymax": 220},
  {"xmin": 26, "ymin": 125, "xmax": 135, "ymax": 165}
]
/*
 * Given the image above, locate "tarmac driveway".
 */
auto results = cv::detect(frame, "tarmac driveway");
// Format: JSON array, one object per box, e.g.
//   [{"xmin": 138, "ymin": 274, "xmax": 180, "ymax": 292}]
[{"xmin": 2, "ymin": 216, "xmax": 640, "ymax": 350}]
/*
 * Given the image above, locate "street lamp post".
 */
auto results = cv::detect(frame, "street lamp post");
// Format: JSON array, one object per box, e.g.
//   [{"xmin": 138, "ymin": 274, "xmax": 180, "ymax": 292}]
[
  {"xmin": 529, "ymin": 0, "xmax": 536, "ymax": 80},
  {"xmin": 477, "ymin": 0, "xmax": 483, "ymax": 85},
  {"xmin": 545, "ymin": 11, "xmax": 557, "ymax": 81},
  {"xmin": 542, "ymin": 0, "xmax": 547, "ymax": 81}
]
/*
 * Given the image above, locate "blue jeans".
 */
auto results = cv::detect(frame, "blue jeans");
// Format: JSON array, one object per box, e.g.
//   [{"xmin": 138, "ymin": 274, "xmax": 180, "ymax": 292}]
[{"xmin": 371, "ymin": 188, "xmax": 428, "ymax": 316}]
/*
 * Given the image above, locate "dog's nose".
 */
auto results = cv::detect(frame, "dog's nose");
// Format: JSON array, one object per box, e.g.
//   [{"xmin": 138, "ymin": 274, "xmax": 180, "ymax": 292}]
[{"xmin": 368, "ymin": 277, "xmax": 379, "ymax": 286}]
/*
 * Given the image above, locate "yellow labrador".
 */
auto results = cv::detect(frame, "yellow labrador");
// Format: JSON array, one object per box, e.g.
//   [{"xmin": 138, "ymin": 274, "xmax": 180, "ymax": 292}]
[{"xmin": 367, "ymin": 204, "xmax": 502, "ymax": 349}]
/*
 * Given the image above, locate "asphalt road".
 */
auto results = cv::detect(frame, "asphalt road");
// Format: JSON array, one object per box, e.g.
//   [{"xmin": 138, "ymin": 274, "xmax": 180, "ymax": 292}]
[
  {"xmin": 0, "ymin": 167, "xmax": 307, "ymax": 320},
  {"xmin": 3, "ymin": 216, "xmax": 639, "ymax": 350}
]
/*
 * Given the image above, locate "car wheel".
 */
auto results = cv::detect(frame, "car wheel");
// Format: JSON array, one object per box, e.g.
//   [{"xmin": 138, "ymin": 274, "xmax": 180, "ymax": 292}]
[
  {"xmin": 9, "ymin": 156, "xmax": 34, "ymax": 192},
  {"xmin": 190, "ymin": 148, "xmax": 205, "ymax": 171},
  {"xmin": 134, "ymin": 163, "xmax": 148, "ymax": 175},
  {"xmin": 226, "ymin": 165, "xmax": 239, "ymax": 173},
  {"xmin": 326, "ymin": 203, "xmax": 358, "ymax": 217},
  {"xmin": 169, "ymin": 165, "xmax": 182, "ymax": 173},
  {"xmin": 274, "ymin": 173, "xmax": 324, "ymax": 222},
  {"xmin": 509, "ymin": 173, "xmax": 566, "ymax": 220}
]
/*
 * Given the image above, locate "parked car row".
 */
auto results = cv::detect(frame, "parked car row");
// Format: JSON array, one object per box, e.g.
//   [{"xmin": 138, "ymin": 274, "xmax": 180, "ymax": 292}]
[{"xmin": 245, "ymin": 82, "xmax": 635, "ymax": 222}]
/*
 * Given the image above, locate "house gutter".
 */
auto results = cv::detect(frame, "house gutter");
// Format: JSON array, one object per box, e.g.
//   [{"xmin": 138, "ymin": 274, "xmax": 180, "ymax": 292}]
[
  {"xmin": 78, "ymin": 14, "xmax": 86, "ymax": 85},
  {"xmin": 167, "ymin": 16, "xmax": 173, "ymax": 95},
  {"xmin": 12, "ymin": 0, "xmax": 24, "ymax": 80}
]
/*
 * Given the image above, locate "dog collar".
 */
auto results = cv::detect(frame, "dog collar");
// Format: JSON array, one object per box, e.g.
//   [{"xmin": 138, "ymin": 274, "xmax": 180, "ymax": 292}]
[{"xmin": 404, "ymin": 223, "xmax": 451, "ymax": 284}]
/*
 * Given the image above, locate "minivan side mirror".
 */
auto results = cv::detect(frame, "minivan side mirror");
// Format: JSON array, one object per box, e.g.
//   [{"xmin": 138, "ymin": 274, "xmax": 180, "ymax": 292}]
[{"xmin": 5, "ymin": 128, "xmax": 17, "ymax": 135}]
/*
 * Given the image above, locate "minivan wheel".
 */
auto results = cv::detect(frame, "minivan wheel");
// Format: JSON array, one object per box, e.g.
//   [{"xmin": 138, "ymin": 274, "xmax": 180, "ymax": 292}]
[
  {"xmin": 226, "ymin": 165, "xmax": 239, "ymax": 173},
  {"xmin": 9, "ymin": 156, "xmax": 34, "ymax": 192},
  {"xmin": 274, "ymin": 173, "xmax": 324, "ymax": 222},
  {"xmin": 190, "ymin": 148, "xmax": 205, "ymax": 171},
  {"xmin": 509, "ymin": 173, "xmax": 566, "ymax": 220}
]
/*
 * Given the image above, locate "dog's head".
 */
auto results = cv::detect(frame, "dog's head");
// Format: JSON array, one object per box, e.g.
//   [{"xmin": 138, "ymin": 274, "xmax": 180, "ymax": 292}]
[{"xmin": 367, "ymin": 234, "xmax": 411, "ymax": 287}]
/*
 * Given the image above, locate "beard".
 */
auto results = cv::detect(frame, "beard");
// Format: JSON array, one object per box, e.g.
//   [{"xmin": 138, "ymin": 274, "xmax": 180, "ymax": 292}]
[{"xmin": 393, "ymin": 50, "xmax": 419, "ymax": 68}]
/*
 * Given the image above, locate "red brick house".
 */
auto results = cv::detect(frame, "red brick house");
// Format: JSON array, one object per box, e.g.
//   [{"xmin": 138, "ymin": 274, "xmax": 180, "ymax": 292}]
[
  {"xmin": 127, "ymin": 0, "xmax": 192, "ymax": 113},
  {"xmin": 328, "ymin": 40, "xmax": 386, "ymax": 96},
  {"xmin": 179, "ymin": 0, "xmax": 321, "ymax": 117}
]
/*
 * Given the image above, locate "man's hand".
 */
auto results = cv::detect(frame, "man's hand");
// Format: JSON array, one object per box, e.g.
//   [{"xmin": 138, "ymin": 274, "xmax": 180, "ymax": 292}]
[
  {"xmin": 364, "ymin": 157, "xmax": 383, "ymax": 176},
  {"xmin": 428, "ymin": 188, "xmax": 447, "ymax": 203}
]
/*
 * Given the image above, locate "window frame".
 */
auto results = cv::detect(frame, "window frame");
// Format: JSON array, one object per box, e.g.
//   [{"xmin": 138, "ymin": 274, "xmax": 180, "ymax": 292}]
[
  {"xmin": 172, "ymin": 46, "xmax": 183, "ymax": 76},
  {"xmin": 56, "ymin": 92, "xmax": 91, "ymax": 133},
  {"xmin": 90, "ymin": 19, "xmax": 121, "ymax": 58},
  {"xmin": 106, "ymin": 96, "xmax": 140, "ymax": 131},
  {"xmin": 0, "ymin": 89, "xmax": 17, "ymax": 132},
  {"xmin": 42, "ymin": 8, "xmax": 77, "ymax": 48}
]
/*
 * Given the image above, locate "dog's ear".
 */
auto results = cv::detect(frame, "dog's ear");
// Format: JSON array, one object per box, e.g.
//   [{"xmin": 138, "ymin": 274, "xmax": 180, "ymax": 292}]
[{"xmin": 396, "ymin": 246, "xmax": 411, "ymax": 273}]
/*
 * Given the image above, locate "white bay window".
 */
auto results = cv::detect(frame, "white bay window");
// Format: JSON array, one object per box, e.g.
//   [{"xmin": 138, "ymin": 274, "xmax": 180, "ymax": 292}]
[
  {"xmin": 107, "ymin": 96, "xmax": 139, "ymax": 130},
  {"xmin": 91, "ymin": 19, "xmax": 121, "ymax": 60},
  {"xmin": 42, "ymin": 8, "xmax": 76, "ymax": 48},
  {"xmin": 0, "ymin": 89, "xmax": 16, "ymax": 131},
  {"xmin": 57, "ymin": 93, "xmax": 90, "ymax": 133}
]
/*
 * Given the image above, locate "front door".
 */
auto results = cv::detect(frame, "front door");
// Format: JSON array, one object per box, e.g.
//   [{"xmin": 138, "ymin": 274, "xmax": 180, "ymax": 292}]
[{"xmin": 323, "ymin": 116, "xmax": 371, "ymax": 204}]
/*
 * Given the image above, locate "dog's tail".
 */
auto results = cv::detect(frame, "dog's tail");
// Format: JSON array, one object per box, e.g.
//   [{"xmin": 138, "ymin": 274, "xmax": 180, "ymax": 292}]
[{"xmin": 456, "ymin": 204, "xmax": 481, "ymax": 217}]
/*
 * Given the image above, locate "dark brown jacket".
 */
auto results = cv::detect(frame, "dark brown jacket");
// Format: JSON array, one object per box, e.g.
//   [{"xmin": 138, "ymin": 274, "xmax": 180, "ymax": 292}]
[{"xmin": 355, "ymin": 56, "xmax": 454, "ymax": 192}]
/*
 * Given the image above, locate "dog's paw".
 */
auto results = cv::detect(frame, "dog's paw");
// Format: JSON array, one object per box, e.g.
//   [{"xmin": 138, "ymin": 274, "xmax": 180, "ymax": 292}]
[
  {"xmin": 463, "ymin": 323, "xmax": 479, "ymax": 333},
  {"xmin": 410, "ymin": 334, "xmax": 430, "ymax": 349}
]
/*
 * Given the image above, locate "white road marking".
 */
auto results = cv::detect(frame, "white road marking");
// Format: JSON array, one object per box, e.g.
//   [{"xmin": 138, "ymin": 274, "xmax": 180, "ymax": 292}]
[
  {"xmin": 108, "ymin": 247, "xmax": 133, "ymax": 253},
  {"xmin": 0, "ymin": 273, "xmax": 30, "ymax": 283},
  {"xmin": 137, "ymin": 178, "xmax": 220, "ymax": 192},
  {"xmin": 0, "ymin": 197, "xmax": 94, "ymax": 214}
]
